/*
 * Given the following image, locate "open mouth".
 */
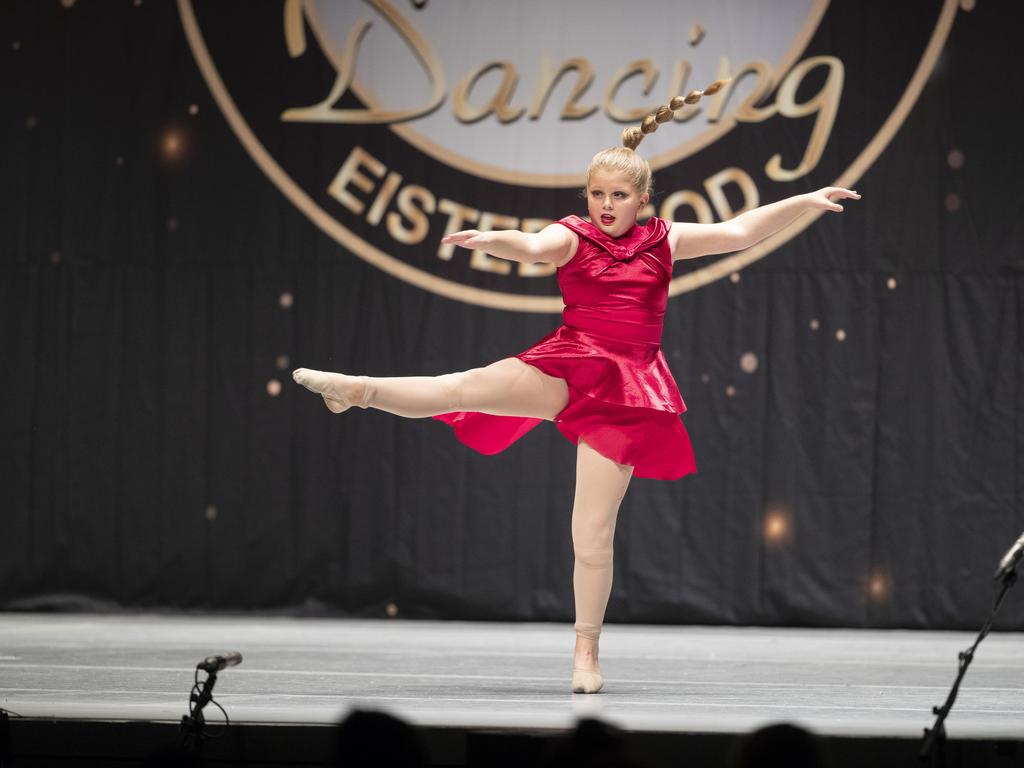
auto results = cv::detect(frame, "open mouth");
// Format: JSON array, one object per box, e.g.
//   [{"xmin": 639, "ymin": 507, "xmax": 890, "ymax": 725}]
[{"xmin": 600, "ymin": 214, "xmax": 615, "ymax": 225}]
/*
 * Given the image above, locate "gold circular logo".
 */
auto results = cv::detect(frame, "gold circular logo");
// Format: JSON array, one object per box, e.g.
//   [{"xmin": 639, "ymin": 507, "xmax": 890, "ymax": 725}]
[{"xmin": 179, "ymin": 0, "xmax": 961, "ymax": 312}]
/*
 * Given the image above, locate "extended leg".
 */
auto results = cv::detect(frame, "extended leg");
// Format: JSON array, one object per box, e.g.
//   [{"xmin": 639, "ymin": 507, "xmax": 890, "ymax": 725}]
[
  {"xmin": 571, "ymin": 439, "xmax": 633, "ymax": 693},
  {"xmin": 292, "ymin": 358, "xmax": 568, "ymax": 420}
]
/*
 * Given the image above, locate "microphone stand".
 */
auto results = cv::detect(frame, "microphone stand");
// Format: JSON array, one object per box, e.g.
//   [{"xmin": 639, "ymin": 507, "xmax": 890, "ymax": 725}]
[
  {"xmin": 919, "ymin": 567, "xmax": 1019, "ymax": 765},
  {"xmin": 180, "ymin": 667, "xmax": 220, "ymax": 762}
]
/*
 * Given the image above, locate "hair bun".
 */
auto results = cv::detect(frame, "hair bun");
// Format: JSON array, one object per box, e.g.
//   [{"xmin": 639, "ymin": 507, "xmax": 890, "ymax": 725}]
[{"xmin": 621, "ymin": 126, "xmax": 643, "ymax": 150}]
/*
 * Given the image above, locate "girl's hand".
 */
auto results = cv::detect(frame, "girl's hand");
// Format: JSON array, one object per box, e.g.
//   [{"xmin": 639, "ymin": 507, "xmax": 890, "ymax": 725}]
[
  {"xmin": 807, "ymin": 187, "xmax": 861, "ymax": 213},
  {"xmin": 442, "ymin": 229, "xmax": 488, "ymax": 248}
]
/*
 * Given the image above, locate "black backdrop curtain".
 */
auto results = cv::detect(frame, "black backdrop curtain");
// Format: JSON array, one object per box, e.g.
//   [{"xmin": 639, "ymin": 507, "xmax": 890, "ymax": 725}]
[{"xmin": 1, "ymin": 0, "xmax": 1022, "ymax": 630}]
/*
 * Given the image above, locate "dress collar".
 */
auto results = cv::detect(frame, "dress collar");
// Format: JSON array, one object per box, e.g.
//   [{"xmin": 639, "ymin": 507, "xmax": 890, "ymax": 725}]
[{"xmin": 560, "ymin": 215, "xmax": 669, "ymax": 261}]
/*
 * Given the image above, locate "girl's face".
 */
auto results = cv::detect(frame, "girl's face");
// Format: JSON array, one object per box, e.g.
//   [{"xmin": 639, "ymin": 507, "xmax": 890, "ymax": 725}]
[{"xmin": 586, "ymin": 169, "xmax": 649, "ymax": 237}]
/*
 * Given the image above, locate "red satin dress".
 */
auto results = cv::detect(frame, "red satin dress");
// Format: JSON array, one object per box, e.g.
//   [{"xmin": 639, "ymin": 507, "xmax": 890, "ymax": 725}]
[{"xmin": 434, "ymin": 215, "xmax": 696, "ymax": 480}]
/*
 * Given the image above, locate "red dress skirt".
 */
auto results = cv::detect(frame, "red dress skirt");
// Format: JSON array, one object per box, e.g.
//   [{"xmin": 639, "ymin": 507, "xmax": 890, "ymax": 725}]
[{"xmin": 434, "ymin": 216, "xmax": 696, "ymax": 481}]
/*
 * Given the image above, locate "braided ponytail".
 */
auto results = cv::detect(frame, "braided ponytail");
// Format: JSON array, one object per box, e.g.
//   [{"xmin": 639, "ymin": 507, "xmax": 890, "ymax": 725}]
[
  {"xmin": 586, "ymin": 80, "xmax": 729, "ymax": 197},
  {"xmin": 621, "ymin": 79, "xmax": 729, "ymax": 150}
]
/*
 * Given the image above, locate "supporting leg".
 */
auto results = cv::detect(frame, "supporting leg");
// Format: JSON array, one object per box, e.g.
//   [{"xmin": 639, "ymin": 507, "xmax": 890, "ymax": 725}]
[
  {"xmin": 292, "ymin": 358, "xmax": 568, "ymax": 420},
  {"xmin": 570, "ymin": 439, "xmax": 633, "ymax": 693}
]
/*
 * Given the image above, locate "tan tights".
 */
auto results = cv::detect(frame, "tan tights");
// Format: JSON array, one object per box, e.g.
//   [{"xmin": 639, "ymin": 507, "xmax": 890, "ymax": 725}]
[
  {"xmin": 571, "ymin": 440, "xmax": 632, "ymax": 642},
  {"xmin": 362, "ymin": 358, "xmax": 568, "ymax": 419},
  {"xmin": 293, "ymin": 358, "xmax": 632, "ymax": 642}
]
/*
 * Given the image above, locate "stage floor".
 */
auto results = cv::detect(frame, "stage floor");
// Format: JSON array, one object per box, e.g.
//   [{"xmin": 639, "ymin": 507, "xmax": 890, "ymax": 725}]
[{"xmin": 1, "ymin": 613, "xmax": 1021, "ymax": 741}]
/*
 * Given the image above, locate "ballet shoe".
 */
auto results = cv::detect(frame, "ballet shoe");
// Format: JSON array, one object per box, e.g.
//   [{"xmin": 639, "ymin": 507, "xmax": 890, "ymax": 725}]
[
  {"xmin": 321, "ymin": 394, "xmax": 349, "ymax": 414},
  {"xmin": 291, "ymin": 368, "xmax": 353, "ymax": 414},
  {"xmin": 571, "ymin": 667, "xmax": 604, "ymax": 694}
]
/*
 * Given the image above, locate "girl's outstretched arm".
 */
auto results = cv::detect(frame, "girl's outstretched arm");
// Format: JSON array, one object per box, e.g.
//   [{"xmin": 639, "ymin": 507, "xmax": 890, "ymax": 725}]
[
  {"xmin": 443, "ymin": 223, "xmax": 578, "ymax": 266},
  {"xmin": 668, "ymin": 187, "xmax": 861, "ymax": 261}
]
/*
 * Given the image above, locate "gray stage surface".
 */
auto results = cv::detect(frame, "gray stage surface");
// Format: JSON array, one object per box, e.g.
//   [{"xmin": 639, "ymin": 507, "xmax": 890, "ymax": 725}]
[{"xmin": 0, "ymin": 614, "xmax": 1021, "ymax": 740}]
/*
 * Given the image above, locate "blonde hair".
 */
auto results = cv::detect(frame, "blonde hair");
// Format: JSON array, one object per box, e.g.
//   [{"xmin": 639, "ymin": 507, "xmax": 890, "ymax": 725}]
[{"xmin": 586, "ymin": 147, "xmax": 653, "ymax": 196}]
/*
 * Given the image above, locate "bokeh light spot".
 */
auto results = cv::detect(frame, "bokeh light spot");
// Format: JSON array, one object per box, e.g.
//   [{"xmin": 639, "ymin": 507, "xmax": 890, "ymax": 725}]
[
  {"xmin": 385, "ymin": 602, "xmax": 399, "ymax": 617},
  {"xmin": 279, "ymin": 291, "xmax": 294, "ymax": 309},
  {"xmin": 809, "ymin": 318, "xmax": 820, "ymax": 331},
  {"xmin": 725, "ymin": 385, "xmax": 736, "ymax": 398},
  {"xmin": 868, "ymin": 571, "xmax": 889, "ymax": 600},
  {"xmin": 887, "ymin": 277, "xmax": 897, "ymax": 290},
  {"xmin": 205, "ymin": 504, "xmax": 218, "ymax": 522},
  {"xmin": 276, "ymin": 355, "xmax": 290, "ymax": 370},
  {"xmin": 763, "ymin": 506, "xmax": 792, "ymax": 544},
  {"xmin": 729, "ymin": 272, "xmax": 741, "ymax": 284},
  {"xmin": 162, "ymin": 130, "xmax": 184, "ymax": 159},
  {"xmin": 947, "ymin": 149, "xmax": 964, "ymax": 169},
  {"xmin": 739, "ymin": 352, "xmax": 759, "ymax": 374},
  {"xmin": 945, "ymin": 193, "xmax": 961, "ymax": 213},
  {"xmin": 267, "ymin": 379, "xmax": 282, "ymax": 397},
  {"xmin": 835, "ymin": 328, "xmax": 846, "ymax": 342}
]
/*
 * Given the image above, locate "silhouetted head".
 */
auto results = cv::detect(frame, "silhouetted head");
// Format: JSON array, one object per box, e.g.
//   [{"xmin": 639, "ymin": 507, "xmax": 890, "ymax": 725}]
[
  {"xmin": 730, "ymin": 722, "xmax": 832, "ymax": 768},
  {"xmin": 540, "ymin": 717, "xmax": 647, "ymax": 768},
  {"xmin": 332, "ymin": 709, "xmax": 426, "ymax": 768}
]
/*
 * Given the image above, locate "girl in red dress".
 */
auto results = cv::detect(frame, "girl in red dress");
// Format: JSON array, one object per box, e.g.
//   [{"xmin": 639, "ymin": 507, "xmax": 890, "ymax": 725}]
[{"xmin": 294, "ymin": 127, "xmax": 859, "ymax": 694}]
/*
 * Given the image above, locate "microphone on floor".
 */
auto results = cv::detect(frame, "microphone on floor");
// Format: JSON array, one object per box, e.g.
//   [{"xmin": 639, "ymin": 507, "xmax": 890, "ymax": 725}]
[
  {"xmin": 197, "ymin": 651, "xmax": 242, "ymax": 673},
  {"xmin": 993, "ymin": 532, "xmax": 1024, "ymax": 581},
  {"xmin": 181, "ymin": 652, "xmax": 241, "ymax": 750}
]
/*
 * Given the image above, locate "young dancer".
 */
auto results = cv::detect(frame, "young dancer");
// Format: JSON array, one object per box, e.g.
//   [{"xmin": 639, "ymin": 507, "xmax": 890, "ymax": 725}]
[{"xmin": 293, "ymin": 88, "xmax": 860, "ymax": 694}]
